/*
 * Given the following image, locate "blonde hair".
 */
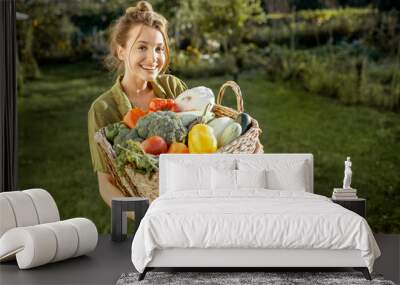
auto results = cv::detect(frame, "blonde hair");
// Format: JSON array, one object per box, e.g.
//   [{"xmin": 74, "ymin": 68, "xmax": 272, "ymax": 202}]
[{"xmin": 104, "ymin": 1, "xmax": 170, "ymax": 76}]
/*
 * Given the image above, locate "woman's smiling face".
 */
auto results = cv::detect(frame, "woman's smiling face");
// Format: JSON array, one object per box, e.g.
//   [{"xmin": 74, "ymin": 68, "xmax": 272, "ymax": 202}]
[{"xmin": 119, "ymin": 24, "xmax": 166, "ymax": 81}]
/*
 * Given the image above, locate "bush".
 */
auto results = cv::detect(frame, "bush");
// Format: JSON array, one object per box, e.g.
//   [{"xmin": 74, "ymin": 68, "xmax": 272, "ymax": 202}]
[
  {"xmin": 72, "ymin": 29, "xmax": 109, "ymax": 61},
  {"xmin": 246, "ymin": 8, "xmax": 377, "ymax": 48},
  {"xmin": 363, "ymin": 10, "xmax": 400, "ymax": 56},
  {"xmin": 264, "ymin": 45, "xmax": 400, "ymax": 111},
  {"xmin": 236, "ymin": 44, "xmax": 270, "ymax": 71},
  {"xmin": 303, "ymin": 58, "xmax": 340, "ymax": 98},
  {"xmin": 170, "ymin": 49, "xmax": 238, "ymax": 78}
]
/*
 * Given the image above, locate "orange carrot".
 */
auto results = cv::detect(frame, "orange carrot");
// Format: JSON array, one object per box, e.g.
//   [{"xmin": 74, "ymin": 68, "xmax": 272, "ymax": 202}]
[{"xmin": 123, "ymin": 107, "xmax": 147, "ymax": 128}]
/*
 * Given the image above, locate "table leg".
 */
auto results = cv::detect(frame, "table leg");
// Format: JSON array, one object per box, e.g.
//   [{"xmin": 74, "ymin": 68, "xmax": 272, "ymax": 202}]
[
  {"xmin": 112, "ymin": 199, "xmax": 149, "ymax": 242},
  {"xmin": 112, "ymin": 200, "xmax": 126, "ymax": 242}
]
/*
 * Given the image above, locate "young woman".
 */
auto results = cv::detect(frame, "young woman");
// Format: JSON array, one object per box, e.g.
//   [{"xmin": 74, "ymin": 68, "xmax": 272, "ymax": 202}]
[{"xmin": 88, "ymin": 1, "xmax": 187, "ymax": 209}]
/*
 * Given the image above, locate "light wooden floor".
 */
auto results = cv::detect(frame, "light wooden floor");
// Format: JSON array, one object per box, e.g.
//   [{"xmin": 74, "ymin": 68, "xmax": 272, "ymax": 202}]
[{"xmin": 0, "ymin": 234, "xmax": 398, "ymax": 285}]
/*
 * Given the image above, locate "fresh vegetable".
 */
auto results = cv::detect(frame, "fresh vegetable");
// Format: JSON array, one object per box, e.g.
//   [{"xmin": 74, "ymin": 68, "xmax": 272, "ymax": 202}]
[
  {"xmin": 148, "ymin": 98, "xmax": 179, "ymax": 112},
  {"xmin": 187, "ymin": 103, "xmax": 215, "ymax": 131},
  {"xmin": 188, "ymin": 124, "xmax": 217, "ymax": 153},
  {"xmin": 124, "ymin": 128, "xmax": 143, "ymax": 143},
  {"xmin": 113, "ymin": 127, "xmax": 144, "ymax": 155},
  {"xmin": 141, "ymin": 136, "xmax": 168, "ymax": 155},
  {"xmin": 236, "ymin": 113, "xmax": 252, "ymax": 135},
  {"xmin": 175, "ymin": 86, "xmax": 215, "ymax": 112},
  {"xmin": 113, "ymin": 125, "xmax": 130, "ymax": 149},
  {"xmin": 115, "ymin": 140, "xmax": 158, "ymax": 176},
  {"xmin": 136, "ymin": 111, "xmax": 187, "ymax": 144},
  {"xmin": 207, "ymin": 117, "xmax": 235, "ymax": 146},
  {"xmin": 168, "ymin": 142, "xmax": 189, "ymax": 153},
  {"xmin": 176, "ymin": 110, "xmax": 215, "ymax": 128},
  {"xmin": 175, "ymin": 111, "xmax": 200, "ymax": 127},
  {"xmin": 219, "ymin": 122, "xmax": 242, "ymax": 147},
  {"xmin": 105, "ymin": 122, "xmax": 125, "ymax": 143},
  {"xmin": 123, "ymin": 107, "xmax": 147, "ymax": 128}
]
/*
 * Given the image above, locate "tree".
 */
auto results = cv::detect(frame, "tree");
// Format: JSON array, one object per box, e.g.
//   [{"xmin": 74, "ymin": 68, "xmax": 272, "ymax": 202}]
[
  {"xmin": 16, "ymin": 0, "xmax": 133, "ymax": 63},
  {"xmin": 374, "ymin": 0, "xmax": 400, "ymax": 11},
  {"xmin": 176, "ymin": 0, "xmax": 266, "ymax": 79}
]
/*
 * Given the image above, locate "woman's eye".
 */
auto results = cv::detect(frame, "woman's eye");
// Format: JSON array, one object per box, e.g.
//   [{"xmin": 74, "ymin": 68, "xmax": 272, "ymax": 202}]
[
  {"xmin": 138, "ymin": 46, "xmax": 147, "ymax": 51},
  {"xmin": 156, "ymin": 47, "xmax": 165, "ymax": 53}
]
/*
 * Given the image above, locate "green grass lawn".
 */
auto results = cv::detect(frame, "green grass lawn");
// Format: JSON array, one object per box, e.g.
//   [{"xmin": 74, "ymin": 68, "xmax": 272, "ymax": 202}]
[{"xmin": 18, "ymin": 61, "xmax": 400, "ymax": 234}]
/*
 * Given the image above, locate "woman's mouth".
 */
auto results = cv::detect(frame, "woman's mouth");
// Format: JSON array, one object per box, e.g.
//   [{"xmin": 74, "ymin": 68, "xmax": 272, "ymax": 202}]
[{"xmin": 141, "ymin": 65, "xmax": 158, "ymax": 72}]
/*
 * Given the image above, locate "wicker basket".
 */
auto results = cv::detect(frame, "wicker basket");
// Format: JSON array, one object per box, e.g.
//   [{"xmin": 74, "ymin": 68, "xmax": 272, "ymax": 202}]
[
  {"xmin": 213, "ymin": 81, "xmax": 263, "ymax": 153},
  {"xmin": 94, "ymin": 81, "xmax": 263, "ymax": 201},
  {"xmin": 95, "ymin": 128, "xmax": 159, "ymax": 201}
]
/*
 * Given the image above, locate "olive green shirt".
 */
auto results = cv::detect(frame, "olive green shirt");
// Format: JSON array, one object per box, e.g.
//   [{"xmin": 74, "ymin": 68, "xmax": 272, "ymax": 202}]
[{"xmin": 88, "ymin": 74, "xmax": 188, "ymax": 173}]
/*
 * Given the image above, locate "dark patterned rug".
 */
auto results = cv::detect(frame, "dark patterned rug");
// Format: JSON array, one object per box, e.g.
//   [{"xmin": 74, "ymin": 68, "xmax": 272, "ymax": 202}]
[{"xmin": 116, "ymin": 271, "xmax": 396, "ymax": 285}]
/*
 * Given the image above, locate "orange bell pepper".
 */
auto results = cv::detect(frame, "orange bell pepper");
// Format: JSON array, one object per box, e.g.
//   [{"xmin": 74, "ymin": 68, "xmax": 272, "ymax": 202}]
[{"xmin": 168, "ymin": 142, "xmax": 189, "ymax": 153}]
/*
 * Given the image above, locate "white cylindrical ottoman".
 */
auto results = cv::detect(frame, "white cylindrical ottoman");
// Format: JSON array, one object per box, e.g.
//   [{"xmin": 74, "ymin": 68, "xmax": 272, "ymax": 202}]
[{"xmin": 0, "ymin": 218, "xmax": 98, "ymax": 269}]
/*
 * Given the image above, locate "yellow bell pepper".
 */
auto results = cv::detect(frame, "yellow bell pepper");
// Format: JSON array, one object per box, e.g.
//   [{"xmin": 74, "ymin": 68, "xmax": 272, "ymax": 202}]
[{"xmin": 188, "ymin": 124, "xmax": 217, "ymax": 153}]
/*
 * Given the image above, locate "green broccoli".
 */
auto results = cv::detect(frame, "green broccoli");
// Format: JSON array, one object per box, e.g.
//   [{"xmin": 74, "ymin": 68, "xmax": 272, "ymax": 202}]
[
  {"xmin": 105, "ymin": 122, "xmax": 125, "ymax": 143},
  {"xmin": 136, "ymin": 111, "xmax": 187, "ymax": 144},
  {"xmin": 113, "ymin": 127, "xmax": 143, "ymax": 155},
  {"xmin": 113, "ymin": 126, "xmax": 129, "ymax": 153},
  {"xmin": 125, "ymin": 128, "xmax": 143, "ymax": 143}
]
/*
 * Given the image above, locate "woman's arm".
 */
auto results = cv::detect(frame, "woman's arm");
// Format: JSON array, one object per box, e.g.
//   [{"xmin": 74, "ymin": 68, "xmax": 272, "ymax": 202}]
[{"xmin": 97, "ymin": 172, "xmax": 135, "ymax": 220}]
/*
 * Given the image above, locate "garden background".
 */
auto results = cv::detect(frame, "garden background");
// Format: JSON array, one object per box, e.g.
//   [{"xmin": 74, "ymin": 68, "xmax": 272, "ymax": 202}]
[{"xmin": 16, "ymin": 0, "xmax": 400, "ymax": 234}]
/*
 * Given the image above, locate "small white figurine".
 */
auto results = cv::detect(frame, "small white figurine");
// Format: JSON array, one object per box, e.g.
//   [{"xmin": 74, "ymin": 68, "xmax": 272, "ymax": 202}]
[{"xmin": 342, "ymin": 157, "xmax": 352, "ymax": 189}]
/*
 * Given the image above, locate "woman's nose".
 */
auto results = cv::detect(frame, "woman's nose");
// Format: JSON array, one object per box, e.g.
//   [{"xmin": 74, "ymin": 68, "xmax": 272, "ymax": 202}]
[{"xmin": 146, "ymin": 49, "xmax": 157, "ymax": 63}]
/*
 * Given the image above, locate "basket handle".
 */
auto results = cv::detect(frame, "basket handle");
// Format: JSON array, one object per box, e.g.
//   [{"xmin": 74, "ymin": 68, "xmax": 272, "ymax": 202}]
[{"xmin": 217, "ymin": 81, "xmax": 244, "ymax": 113}]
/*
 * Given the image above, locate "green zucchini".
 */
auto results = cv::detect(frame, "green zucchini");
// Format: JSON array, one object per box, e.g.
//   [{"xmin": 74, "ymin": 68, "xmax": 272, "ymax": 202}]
[{"xmin": 236, "ymin": 113, "xmax": 252, "ymax": 135}]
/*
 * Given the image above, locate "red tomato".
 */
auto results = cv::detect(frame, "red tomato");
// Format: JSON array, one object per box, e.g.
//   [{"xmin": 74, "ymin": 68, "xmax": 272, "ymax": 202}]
[
  {"xmin": 141, "ymin": 136, "xmax": 168, "ymax": 155},
  {"xmin": 168, "ymin": 142, "xmax": 189, "ymax": 153},
  {"xmin": 148, "ymin": 98, "xmax": 180, "ymax": 112}
]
